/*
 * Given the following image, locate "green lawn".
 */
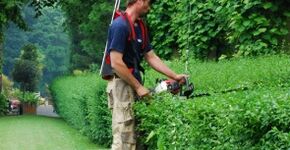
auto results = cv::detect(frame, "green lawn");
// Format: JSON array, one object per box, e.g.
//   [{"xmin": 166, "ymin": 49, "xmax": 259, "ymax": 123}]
[{"xmin": 0, "ymin": 115, "xmax": 107, "ymax": 150}]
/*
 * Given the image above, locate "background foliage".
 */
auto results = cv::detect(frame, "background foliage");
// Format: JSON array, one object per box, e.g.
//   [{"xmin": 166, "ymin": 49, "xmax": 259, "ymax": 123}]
[
  {"xmin": 60, "ymin": 0, "xmax": 113, "ymax": 70},
  {"xmin": 0, "ymin": 0, "xmax": 58, "ymax": 74},
  {"xmin": 3, "ymin": 6, "xmax": 70, "ymax": 94},
  {"xmin": 147, "ymin": 0, "xmax": 290, "ymax": 59}
]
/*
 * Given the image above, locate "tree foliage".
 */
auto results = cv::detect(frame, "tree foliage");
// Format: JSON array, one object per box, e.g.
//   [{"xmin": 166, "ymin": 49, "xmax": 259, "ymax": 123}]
[
  {"xmin": 59, "ymin": 0, "xmax": 113, "ymax": 70},
  {"xmin": 4, "ymin": 6, "xmax": 70, "ymax": 93},
  {"xmin": 12, "ymin": 44, "xmax": 42, "ymax": 92},
  {"xmin": 2, "ymin": 74, "xmax": 13, "ymax": 97},
  {"xmin": 0, "ymin": 0, "xmax": 58, "ymax": 92}
]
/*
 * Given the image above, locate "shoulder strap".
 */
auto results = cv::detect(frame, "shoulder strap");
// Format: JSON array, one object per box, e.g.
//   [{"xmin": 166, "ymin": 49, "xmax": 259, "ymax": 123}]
[
  {"xmin": 120, "ymin": 11, "xmax": 148, "ymax": 49},
  {"xmin": 122, "ymin": 12, "xmax": 147, "ymax": 84},
  {"xmin": 123, "ymin": 12, "xmax": 136, "ymax": 41},
  {"xmin": 137, "ymin": 19, "xmax": 148, "ymax": 50}
]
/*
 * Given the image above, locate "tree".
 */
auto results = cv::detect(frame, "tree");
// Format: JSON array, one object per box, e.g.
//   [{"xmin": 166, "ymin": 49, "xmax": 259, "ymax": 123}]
[
  {"xmin": 29, "ymin": 7, "xmax": 70, "ymax": 86},
  {"xmin": 12, "ymin": 44, "xmax": 42, "ymax": 92},
  {"xmin": 4, "ymin": 6, "xmax": 70, "ymax": 94},
  {"xmin": 0, "ymin": 0, "xmax": 58, "ymax": 92},
  {"xmin": 60, "ymin": 0, "xmax": 113, "ymax": 70}
]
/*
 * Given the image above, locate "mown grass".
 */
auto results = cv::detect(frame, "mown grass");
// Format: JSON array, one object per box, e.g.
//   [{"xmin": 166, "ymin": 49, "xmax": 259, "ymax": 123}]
[{"xmin": 0, "ymin": 115, "xmax": 107, "ymax": 150}]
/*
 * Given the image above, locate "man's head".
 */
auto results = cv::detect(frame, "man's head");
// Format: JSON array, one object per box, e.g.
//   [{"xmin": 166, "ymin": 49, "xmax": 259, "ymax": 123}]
[
  {"xmin": 127, "ymin": 0, "xmax": 137, "ymax": 6},
  {"xmin": 127, "ymin": 0, "xmax": 151, "ymax": 15}
]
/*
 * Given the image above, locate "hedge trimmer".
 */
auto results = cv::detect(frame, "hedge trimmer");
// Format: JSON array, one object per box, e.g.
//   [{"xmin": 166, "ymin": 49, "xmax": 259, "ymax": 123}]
[
  {"xmin": 151, "ymin": 77, "xmax": 194, "ymax": 98},
  {"xmin": 151, "ymin": 77, "xmax": 249, "ymax": 99}
]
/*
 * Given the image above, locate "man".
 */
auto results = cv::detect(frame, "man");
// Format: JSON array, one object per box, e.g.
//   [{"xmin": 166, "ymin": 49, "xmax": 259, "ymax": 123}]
[{"xmin": 106, "ymin": 0, "xmax": 187, "ymax": 149}]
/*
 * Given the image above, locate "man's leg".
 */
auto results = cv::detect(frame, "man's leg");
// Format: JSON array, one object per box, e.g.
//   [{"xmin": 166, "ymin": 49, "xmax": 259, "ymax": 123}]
[{"xmin": 108, "ymin": 78, "xmax": 136, "ymax": 150}]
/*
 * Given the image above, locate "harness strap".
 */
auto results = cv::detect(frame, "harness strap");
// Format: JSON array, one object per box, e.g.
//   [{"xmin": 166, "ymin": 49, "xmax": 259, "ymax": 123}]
[
  {"xmin": 124, "ymin": 13, "xmax": 136, "ymax": 41},
  {"xmin": 138, "ymin": 19, "xmax": 148, "ymax": 50}
]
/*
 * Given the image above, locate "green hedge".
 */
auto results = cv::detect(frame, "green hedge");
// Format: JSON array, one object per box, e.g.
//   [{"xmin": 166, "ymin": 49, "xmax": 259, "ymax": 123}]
[
  {"xmin": 0, "ymin": 93, "xmax": 8, "ymax": 116},
  {"xmin": 50, "ymin": 55, "xmax": 290, "ymax": 148},
  {"xmin": 50, "ymin": 74, "xmax": 111, "ymax": 147},
  {"xmin": 135, "ymin": 87, "xmax": 290, "ymax": 149},
  {"xmin": 144, "ymin": 55, "xmax": 290, "ymax": 94}
]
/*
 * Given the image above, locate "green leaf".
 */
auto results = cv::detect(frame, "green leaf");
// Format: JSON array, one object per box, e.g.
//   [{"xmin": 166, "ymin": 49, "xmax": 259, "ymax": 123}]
[
  {"xmin": 238, "ymin": 26, "xmax": 246, "ymax": 32},
  {"xmin": 215, "ymin": 6, "xmax": 222, "ymax": 12},
  {"xmin": 146, "ymin": 131, "xmax": 156, "ymax": 143},
  {"xmin": 280, "ymin": 28, "xmax": 289, "ymax": 35},
  {"xmin": 201, "ymin": 36, "xmax": 208, "ymax": 42},
  {"xmin": 283, "ymin": 11, "xmax": 290, "ymax": 17},
  {"xmin": 262, "ymin": 2, "xmax": 273, "ymax": 9},
  {"xmin": 243, "ymin": 20, "xmax": 251, "ymax": 27},
  {"xmin": 270, "ymin": 38, "xmax": 278, "ymax": 45},
  {"xmin": 253, "ymin": 28, "xmax": 267, "ymax": 36},
  {"xmin": 270, "ymin": 28, "xmax": 278, "ymax": 33}
]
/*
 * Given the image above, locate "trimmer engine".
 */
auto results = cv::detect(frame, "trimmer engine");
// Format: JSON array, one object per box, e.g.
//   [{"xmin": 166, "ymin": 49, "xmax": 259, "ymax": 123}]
[{"xmin": 153, "ymin": 77, "xmax": 194, "ymax": 98}]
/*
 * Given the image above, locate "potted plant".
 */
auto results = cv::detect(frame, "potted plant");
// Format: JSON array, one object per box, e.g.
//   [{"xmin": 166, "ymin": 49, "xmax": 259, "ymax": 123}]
[{"xmin": 13, "ymin": 89, "xmax": 39, "ymax": 114}]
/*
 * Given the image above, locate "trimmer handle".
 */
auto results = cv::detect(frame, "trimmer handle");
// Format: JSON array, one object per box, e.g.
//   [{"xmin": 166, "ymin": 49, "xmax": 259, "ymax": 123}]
[{"xmin": 180, "ymin": 77, "xmax": 194, "ymax": 98}]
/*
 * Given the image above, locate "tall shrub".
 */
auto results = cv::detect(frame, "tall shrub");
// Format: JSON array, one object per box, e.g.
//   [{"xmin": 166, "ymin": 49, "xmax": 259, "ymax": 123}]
[
  {"xmin": 50, "ymin": 74, "xmax": 111, "ymax": 147},
  {"xmin": 0, "ymin": 93, "xmax": 7, "ymax": 116},
  {"xmin": 12, "ymin": 44, "xmax": 43, "ymax": 92}
]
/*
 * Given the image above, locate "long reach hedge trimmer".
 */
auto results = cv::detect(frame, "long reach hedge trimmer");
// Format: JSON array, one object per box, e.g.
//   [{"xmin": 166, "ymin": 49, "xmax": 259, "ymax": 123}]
[
  {"xmin": 152, "ymin": 77, "xmax": 194, "ymax": 98},
  {"xmin": 151, "ymin": 3, "xmax": 195, "ymax": 99}
]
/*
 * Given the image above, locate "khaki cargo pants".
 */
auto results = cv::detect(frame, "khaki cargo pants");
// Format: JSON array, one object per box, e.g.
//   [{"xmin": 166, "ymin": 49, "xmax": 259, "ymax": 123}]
[{"xmin": 107, "ymin": 77, "xmax": 136, "ymax": 150}]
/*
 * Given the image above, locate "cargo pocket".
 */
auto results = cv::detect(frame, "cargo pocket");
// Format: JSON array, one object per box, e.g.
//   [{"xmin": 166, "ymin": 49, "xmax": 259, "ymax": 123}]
[
  {"xmin": 114, "ymin": 79, "xmax": 134, "ymax": 102},
  {"xmin": 106, "ymin": 81, "xmax": 114, "ymax": 109},
  {"xmin": 114, "ymin": 101, "xmax": 134, "ymax": 126},
  {"xmin": 107, "ymin": 90, "xmax": 114, "ymax": 109},
  {"xmin": 121, "ymin": 131, "xmax": 136, "ymax": 144}
]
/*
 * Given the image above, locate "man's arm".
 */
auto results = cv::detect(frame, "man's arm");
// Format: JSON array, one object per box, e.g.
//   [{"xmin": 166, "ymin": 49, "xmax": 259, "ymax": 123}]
[
  {"xmin": 110, "ymin": 50, "xmax": 150, "ymax": 97},
  {"xmin": 145, "ymin": 50, "xmax": 187, "ymax": 82}
]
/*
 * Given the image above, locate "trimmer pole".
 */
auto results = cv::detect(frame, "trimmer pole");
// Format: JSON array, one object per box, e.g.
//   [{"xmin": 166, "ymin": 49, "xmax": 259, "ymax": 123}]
[
  {"xmin": 185, "ymin": 2, "xmax": 192, "ymax": 74},
  {"xmin": 100, "ymin": 0, "xmax": 121, "ymax": 75}
]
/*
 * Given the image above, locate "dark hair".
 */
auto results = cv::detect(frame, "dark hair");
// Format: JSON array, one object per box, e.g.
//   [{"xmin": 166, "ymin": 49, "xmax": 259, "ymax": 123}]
[
  {"xmin": 127, "ymin": 0, "xmax": 137, "ymax": 6},
  {"xmin": 127, "ymin": 0, "xmax": 153, "ymax": 6}
]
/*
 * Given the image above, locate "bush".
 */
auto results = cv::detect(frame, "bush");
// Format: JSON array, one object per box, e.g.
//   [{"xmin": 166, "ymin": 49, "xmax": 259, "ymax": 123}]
[
  {"xmin": 2, "ymin": 75, "xmax": 13, "ymax": 97},
  {"xmin": 135, "ymin": 87, "xmax": 290, "ymax": 149},
  {"xmin": 135, "ymin": 54, "xmax": 290, "ymax": 149},
  {"xmin": 0, "ymin": 93, "xmax": 8, "ymax": 116},
  {"xmin": 50, "ymin": 55, "xmax": 290, "ymax": 148},
  {"xmin": 144, "ymin": 55, "xmax": 290, "ymax": 94},
  {"xmin": 50, "ymin": 74, "xmax": 111, "ymax": 147}
]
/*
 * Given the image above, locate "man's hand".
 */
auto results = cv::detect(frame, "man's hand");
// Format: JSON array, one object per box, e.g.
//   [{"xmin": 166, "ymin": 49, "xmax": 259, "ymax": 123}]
[
  {"xmin": 136, "ymin": 86, "xmax": 152, "ymax": 103},
  {"xmin": 136, "ymin": 86, "xmax": 150, "ymax": 97},
  {"xmin": 173, "ymin": 74, "xmax": 189, "ymax": 84}
]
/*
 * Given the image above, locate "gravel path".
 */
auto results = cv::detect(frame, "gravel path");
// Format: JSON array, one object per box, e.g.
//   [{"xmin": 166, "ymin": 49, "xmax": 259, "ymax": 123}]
[{"xmin": 36, "ymin": 104, "xmax": 59, "ymax": 117}]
